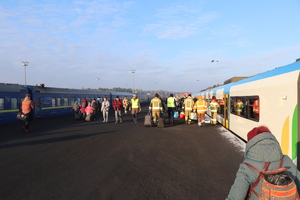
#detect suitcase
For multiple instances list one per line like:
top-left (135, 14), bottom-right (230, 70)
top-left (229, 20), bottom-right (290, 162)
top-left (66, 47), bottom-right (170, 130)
top-left (144, 113), bottom-right (152, 126)
top-left (157, 117), bottom-right (165, 128)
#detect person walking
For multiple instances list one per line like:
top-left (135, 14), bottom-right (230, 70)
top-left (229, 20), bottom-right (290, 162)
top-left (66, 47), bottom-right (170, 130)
top-left (209, 96), bottom-right (219, 125)
top-left (80, 97), bottom-right (88, 119)
top-left (112, 96), bottom-right (123, 123)
top-left (166, 94), bottom-right (177, 124)
top-left (21, 93), bottom-right (34, 132)
top-left (73, 101), bottom-right (80, 119)
top-left (129, 94), bottom-right (141, 123)
top-left (85, 102), bottom-right (94, 121)
top-left (226, 126), bottom-right (300, 200)
top-left (193, 96), bottom-right (207, 127)
top-left (149, 93), bottom-right (163, 125)
top-left (91, 98), bottom-right (99, 121)
top-left (122, 96), bottom-right (129, 114)
top-left (182, 94), bottom-right (194, 124)
top-left (101, 97), bottom-right (110, 122)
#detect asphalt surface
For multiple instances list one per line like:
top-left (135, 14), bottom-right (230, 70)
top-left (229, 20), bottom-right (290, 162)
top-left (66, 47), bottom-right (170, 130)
top-left (0, 105), bottom-right (244, 200)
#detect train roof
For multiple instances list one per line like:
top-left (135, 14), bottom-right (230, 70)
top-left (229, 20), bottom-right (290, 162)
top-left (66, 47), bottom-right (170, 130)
top-left (193, 61), bottom-right (300, 96)
top-left (28, 86), bottom-right (111, 95)
top-left (0, 83), bottom-right (27, 93)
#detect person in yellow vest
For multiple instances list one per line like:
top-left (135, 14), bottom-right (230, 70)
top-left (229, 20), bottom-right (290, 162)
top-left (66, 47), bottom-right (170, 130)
top-left (182, 94), bottom-right (194, 124)
top-left (129, 94), bottom-right (141, 123)
top-left (236, 97), bottom-right (244, 116)
top-left (210, 96), bottom-right (219, 125)
top-left (165, 94), bottom-right (177, 124)
top-left (122, 96), bottom-right (129, 114)
top-left (149, 93), bottom-right (163, 124)
top-left (193, 96), bottom-right (207, 127)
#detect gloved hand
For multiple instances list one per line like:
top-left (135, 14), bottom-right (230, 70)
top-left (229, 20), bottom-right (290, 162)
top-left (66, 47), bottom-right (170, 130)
top-left (148, 110), bottom-right (151, 114)
top-left (161, 111), bottom-right (164, 114)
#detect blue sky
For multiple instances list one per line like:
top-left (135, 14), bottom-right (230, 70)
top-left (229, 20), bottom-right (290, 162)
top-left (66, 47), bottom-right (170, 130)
top-left (0, 0), bottom-right (299, 93)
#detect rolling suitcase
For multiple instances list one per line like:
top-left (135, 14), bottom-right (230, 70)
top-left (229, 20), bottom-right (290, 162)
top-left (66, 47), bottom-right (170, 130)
top-left (144, 113), bottom-right (152, 127)
top-left (157, 117), bottom-right (165, 128)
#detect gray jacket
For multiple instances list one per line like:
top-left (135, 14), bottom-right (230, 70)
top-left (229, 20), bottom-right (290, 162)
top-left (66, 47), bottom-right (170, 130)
top-left (226, 132), bottom-right (300, 200)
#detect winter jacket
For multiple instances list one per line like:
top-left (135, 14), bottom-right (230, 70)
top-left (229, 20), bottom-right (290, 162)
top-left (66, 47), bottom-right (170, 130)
top-left (80, 99), bottom-right (88, 113)
top-left (85, 103), bottom-right (93, 114)
top-left (226, 132), bottom-right (300, 200)
top-left (22, 99), bottom-right (34, 114)
top-left (101, 101), bottom-right (110, 112)
top-left (113, 100), bottom-right (123, 111)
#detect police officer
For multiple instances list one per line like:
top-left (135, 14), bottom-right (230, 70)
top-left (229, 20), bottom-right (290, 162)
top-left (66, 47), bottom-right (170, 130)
top-left (149, 93), bottom-right (163, 124)
top-left (166, 94), bottom-right (176, 124)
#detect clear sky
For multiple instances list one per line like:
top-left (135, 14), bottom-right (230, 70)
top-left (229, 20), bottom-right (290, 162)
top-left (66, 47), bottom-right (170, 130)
top-left (0, 0), bottom-right (299, 93)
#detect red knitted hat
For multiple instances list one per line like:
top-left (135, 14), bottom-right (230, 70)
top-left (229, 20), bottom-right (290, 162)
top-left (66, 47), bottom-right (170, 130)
top-left (247, 126), bottom-right (271, 141)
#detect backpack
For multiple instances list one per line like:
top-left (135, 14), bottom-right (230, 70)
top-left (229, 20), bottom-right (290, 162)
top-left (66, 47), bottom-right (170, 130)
top-left (81, 101), bottom-right (87, 108)
top-left (91, 101), bottom-right (98, 110)
top-left (244, 158), bottom-right (299, 200)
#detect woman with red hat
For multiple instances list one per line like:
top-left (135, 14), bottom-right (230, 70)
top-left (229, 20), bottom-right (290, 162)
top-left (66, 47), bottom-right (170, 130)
top-left (226, 126), bottom-right (300, 200)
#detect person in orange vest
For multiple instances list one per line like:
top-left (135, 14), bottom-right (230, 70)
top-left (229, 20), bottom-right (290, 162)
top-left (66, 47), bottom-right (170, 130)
top-left (236, 98), bottom-right (244, 116)
top-left (182, 94), bottom-right (194, 124)
top-left (193, 96), bottom-right (207, 127)
top-left (253, 99), bottom-right (259, 120)
top-left (209, 96), bottom-right (219, 125)
top-left (149, 93), bottom-right (163, 124)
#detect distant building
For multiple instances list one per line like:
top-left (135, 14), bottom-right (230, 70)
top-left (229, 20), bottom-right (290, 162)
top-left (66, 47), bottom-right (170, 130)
top-left (224, 76), bottom-right (248, 84)
top-left (296, 58), bottom-right (300, 62)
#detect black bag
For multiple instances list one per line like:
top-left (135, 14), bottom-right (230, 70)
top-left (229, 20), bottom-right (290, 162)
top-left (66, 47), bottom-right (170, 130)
top-left (16, 112), bottom-right (28, 121)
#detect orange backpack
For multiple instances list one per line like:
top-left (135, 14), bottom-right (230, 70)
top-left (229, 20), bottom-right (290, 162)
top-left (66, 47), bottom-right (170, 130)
top-left (244, 158), bottom-right (299, 200)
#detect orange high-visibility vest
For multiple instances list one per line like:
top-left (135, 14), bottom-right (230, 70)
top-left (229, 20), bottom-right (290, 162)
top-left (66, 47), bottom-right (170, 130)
top-left (253, 100), bottom-right (259, 114)
top-left (193, 100), bottom-right (207, 114)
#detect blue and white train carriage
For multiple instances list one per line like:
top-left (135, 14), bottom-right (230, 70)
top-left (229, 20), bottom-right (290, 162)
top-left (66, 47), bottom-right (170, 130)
top-left (193, 61), bottom-right (300, 165)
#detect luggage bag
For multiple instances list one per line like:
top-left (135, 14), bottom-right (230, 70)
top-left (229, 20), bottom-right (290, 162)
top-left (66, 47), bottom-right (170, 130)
top-left (144, 113), bottom-right (152, 126)
top-left (157, 117), bottom-right (165, 128)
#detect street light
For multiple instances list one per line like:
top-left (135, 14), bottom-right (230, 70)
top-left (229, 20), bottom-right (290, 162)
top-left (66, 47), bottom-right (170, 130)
top-left (130, 69), bottom-right (135, 94)
top-left (22, 61), bottom-right (29, 86)
top-left (96, 78), bottom-right (99, 89)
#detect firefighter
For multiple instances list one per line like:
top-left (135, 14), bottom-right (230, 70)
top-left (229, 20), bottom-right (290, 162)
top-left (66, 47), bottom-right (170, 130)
top-left (210, 96), bottom-right (219, 125)
top-left (253, 99), bottom-right (259, 120)
top-left (182, 94), bottom-right (194, 124)
top-left (149, 93), bottom-right (163, 124)
top-left (193, 96), bottom-right (207, 127)
top-left (236, 97), bottom-right (244, 116)
top-left (166, 94), bottom-right (177, 124)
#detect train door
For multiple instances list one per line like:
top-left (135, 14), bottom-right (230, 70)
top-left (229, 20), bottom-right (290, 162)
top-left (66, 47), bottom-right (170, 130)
top-left (35, 98), bottom-right (42, 118)
top-left (223, 94), bottom-right (229, 128)
top-left (297, 73), bottom-right (300, 169)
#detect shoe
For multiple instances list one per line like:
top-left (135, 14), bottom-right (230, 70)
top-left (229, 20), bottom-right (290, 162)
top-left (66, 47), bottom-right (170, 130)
top-left (198, 123), bottom-right (201, 127)
top-left (103, 120), bottom-right (105, 122)
top-left (25, 129), bottom-right (31, 132)
top-left (135, 121), bottom-right (137, 123)
top-left (120, 119), bottom-right (122, 123)
top-left (115, 121), bottom-right (118, 124)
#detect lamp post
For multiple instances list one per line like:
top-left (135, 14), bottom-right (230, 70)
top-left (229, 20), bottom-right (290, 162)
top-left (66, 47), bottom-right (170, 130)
top-left (22, 61), bottom-right (29, 86)
top-left (96, 78), bottom-right (99, 89)
top-left (130, 69), bottom-right (135, 94)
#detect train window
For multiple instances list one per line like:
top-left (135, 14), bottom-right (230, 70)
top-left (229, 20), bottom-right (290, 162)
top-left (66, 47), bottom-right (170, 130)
top-left (64, 98), bottom-right (69, 106)
top-left (230, 96), bottom-right (259, 122)
top-left (0, 98), bottom-right (4, 110)
top-left (71, 98), bottom-right (75, 105)
top-left (218, 98), bottom-right (225, 116)
top-left (57, 98), bottom-right (61, 107)
top-left (11, 98), bottom-right (18, 110)
top-left (52, 98), bottom-right (56, 107)
top-left (77, 98), bottom-right (81, 103)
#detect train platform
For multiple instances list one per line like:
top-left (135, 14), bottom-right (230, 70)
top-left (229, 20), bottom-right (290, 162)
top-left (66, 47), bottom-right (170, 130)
top-left (0, 104), bottom-right (245, 200)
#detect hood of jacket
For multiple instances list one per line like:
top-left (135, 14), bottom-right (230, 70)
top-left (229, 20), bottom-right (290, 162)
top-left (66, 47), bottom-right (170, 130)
top-left (244, 132), bottom-right (283, 162)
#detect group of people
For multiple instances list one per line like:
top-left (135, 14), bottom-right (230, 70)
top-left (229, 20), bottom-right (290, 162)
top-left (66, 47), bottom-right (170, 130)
top-left (73, 95), bottom-right (142, 124)
top-left (148, 93), bottom-right (219, 127)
